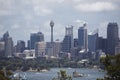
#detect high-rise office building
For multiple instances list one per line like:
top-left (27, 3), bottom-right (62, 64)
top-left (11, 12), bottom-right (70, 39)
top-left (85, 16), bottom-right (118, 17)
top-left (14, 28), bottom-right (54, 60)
top-left (46, 41), bottom-right (61, 57)
top-left (107, 22), bottom-right (119, 55)
top-left (0, 41), bottom-right (5, 56)
top-left (53, 42), bottom-right (61, 57)
top-left (65, 26), bottom-right (74, 49)
top-left (16, 40), bottom-right (25, 53)
top-left (3, 31), bottom-right (13, 57)
top-left (46, 42), bottom-right (53, 57)
top-left (115, 42), bottom-right (120, 55)
top-left (78, 24), bottom-right (88, 52)
top-left (88, 30), bottom-right (98, 52)
top-left (61, 26), bottom-right (73, 53)
top-left (35, 41), bottom-right (46, 57)
top-left (74, 38), bottom-right (78, 47)
top-left (98, 37), bottom-right (107, 53)
top-left (3, 31), bottom-right (9, 40)
top-left (61, 36), bottom-right (72, 53)
top-left (71, 38), bottom-right (79, 58)
top-left (27, 40), bottom-right (30, 50)
top-left (30, 32), bottom-right (44, 49)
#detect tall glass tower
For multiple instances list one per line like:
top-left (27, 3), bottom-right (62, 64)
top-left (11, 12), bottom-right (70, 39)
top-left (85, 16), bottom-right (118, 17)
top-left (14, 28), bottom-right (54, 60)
top-left (30, 32), bottom-right (44, 49)
top-left (16, 40), bottom-right (25, 53)
top-left (88, 30), bottom-right (98, 52)
top-left (3, 31), bottom-right (13, 57)
top-left (78, 24), bottom-right (88, 52)
top-left (107, 22), bottom-right (119, 55)
top-left (61, 26), bottom-right (73, 53)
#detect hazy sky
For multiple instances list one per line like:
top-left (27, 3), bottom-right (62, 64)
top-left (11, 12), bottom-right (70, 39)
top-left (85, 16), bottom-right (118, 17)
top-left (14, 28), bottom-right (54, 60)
top-left (0, 0), bottom-right (120, 44)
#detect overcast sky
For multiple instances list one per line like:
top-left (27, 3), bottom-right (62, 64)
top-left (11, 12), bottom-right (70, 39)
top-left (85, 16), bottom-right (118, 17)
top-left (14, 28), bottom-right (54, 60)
top-left (0, 0), bottom-right (120, 44)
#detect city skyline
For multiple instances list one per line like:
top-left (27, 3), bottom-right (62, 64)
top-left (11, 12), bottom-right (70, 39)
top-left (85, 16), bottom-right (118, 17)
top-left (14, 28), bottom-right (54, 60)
top-left (0, 21), bottom-right (119, 45)
top-left (0, 0), bottom-right (120, 44)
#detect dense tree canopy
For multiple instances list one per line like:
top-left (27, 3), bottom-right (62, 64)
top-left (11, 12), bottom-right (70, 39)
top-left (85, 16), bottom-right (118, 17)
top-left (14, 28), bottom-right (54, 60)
top-left (100, 54), bottom-right (120, 80)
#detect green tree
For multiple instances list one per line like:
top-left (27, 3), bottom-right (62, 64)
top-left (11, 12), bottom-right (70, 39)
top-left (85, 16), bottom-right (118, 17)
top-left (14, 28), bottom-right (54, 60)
top-left (0, 70), bottom-right (13, 80)
top-left (100, 54), bottom-right (120, 80)
top-left (52, 70), bottom-right (72, 80)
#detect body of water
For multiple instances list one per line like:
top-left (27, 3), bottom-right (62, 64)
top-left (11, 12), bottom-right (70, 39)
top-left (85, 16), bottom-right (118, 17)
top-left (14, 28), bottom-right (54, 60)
top-left (17, 68), bottom-right (105, 80)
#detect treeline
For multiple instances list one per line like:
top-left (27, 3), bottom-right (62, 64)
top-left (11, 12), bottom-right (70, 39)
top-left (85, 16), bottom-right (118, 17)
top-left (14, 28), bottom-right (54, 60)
top-left (0, 57), bottom-right (84, 71)
top-left (0, 57), bottom-right (57, 71)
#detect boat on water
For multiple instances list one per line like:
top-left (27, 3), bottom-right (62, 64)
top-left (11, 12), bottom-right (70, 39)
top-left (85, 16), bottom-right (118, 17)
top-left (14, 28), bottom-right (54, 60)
top-left (67, 67), bottom-right (72, 69)
top-left (73, 70), bottom-right (84, 77)
top-left (98, 68), bottom-right (105, 72)
top-left (11, 72), bottom-right (27, 80)
top-left (40, 69), bottom-right (48, 72)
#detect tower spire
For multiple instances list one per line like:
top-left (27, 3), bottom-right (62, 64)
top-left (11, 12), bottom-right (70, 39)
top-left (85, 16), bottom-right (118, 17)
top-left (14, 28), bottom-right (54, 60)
top-left (50, 20), bottom-right (54, 43)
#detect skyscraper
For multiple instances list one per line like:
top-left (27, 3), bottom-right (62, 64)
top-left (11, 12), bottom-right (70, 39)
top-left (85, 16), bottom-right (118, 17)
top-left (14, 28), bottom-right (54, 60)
top-left (65, 26), bottom-right (74, 49)
top-left (53, 41), bottom-right (61, 57)
top-left (61, 36), bottom-right (72, 53)
top-left (98, 37), bottom-right (107, 53)
top-left (35, 41), bottom-right (46, 57)
top-left (3, 31), bottom-right (13, 57)
top-left (46, 41), bottom-right (61, 57)
top-left (30, 32), bottom-right (44, 49)
top-left (46, 42), bottom-right (53, 57)
top-left (16, 40), bottom-right (25, 53)
top-left (88, 30), bottom-right (98, 52)
top-left (27, 40), bottom-right (30, 50)
top-left (74, 38), bottom-right (78, 47)
top-left (61, 26), bottom-right (73, 53)
top-left (107, 22), bottom-right (119, 55)
top-left (78, 24), bottom-right (88, 52)
top-left (0, 41), bottom-right (5, 57)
